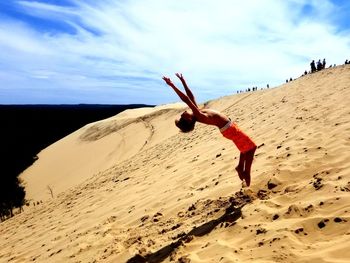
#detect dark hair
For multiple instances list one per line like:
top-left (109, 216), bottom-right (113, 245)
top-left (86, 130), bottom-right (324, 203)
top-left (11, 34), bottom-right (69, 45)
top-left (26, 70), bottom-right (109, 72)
top-left (175, 116), bottom-right (196, 133)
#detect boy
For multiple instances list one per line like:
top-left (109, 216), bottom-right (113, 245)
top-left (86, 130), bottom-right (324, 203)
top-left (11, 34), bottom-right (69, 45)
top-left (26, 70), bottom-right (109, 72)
top-left (162, 73), bottom-right (257, 186)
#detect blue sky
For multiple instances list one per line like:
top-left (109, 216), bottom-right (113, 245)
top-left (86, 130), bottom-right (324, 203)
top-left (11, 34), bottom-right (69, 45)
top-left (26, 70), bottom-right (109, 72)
top-left (0, 0), bottom-right (349, 105)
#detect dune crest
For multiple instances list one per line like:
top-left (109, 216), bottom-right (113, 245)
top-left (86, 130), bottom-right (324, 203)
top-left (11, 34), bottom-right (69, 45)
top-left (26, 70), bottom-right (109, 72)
top-left (1, 65), bottom-right (350, 262)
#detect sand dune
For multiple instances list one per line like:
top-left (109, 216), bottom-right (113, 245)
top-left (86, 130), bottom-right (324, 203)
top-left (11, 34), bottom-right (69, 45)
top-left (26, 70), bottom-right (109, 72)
top-left (20, 103), bottom-right (186, 201)
top-left (1, 65), bottom-right (350, 262)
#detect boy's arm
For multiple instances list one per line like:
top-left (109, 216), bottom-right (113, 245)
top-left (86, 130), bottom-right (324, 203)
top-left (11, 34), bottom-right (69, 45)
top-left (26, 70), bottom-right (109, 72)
top-left (162, 76), bottom-right (205, 120)
top-left (175, 73), bottom-right (198, 107)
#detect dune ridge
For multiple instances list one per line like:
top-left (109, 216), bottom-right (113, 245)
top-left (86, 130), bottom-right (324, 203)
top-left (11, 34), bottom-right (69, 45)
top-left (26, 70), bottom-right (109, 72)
top-left (1, 65), bottom-right (350, 262)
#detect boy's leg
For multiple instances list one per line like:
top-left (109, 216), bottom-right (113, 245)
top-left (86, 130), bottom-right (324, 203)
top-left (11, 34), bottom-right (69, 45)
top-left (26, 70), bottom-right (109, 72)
top-left (235, 152), bottom-right (245, 181)
top-left (243, 146), bottom-right (257, 187)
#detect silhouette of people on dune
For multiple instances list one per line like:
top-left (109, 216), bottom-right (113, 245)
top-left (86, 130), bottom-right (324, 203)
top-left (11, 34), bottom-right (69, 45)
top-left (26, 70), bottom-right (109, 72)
top-left (310, 58), bottom-right (328, 73)
top-left (310, 60), bottom-right (316, 73)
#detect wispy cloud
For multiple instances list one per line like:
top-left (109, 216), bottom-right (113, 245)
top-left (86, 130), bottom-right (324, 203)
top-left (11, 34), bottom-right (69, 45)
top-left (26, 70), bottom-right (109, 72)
top-left (0, 0), bottom-right (350, 104)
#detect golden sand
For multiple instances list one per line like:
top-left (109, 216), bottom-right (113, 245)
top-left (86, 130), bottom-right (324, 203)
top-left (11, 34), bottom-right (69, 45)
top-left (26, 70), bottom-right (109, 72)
top-left (1, 65), bottom-right (349, 262)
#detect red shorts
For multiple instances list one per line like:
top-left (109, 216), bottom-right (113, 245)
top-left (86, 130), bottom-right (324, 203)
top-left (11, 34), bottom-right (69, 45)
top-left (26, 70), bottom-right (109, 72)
top-left (220, 121), bottom-right (256, 153)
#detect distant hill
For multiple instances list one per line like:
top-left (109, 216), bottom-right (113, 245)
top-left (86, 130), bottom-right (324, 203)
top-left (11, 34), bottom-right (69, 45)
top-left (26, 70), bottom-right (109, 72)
top-left (0, 104), bottom-right (153, 205)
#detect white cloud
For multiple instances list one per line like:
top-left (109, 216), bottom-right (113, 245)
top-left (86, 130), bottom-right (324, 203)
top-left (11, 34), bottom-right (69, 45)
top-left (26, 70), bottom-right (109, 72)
top-left (0, 0), bottom-right (349, 104)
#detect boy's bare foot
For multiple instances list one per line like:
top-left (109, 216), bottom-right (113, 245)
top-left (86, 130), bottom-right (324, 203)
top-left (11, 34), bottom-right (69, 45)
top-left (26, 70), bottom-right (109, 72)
top-left (243, 171), bottom-right (251, 187)
top-left (235, 166), bottom-right (244, 181)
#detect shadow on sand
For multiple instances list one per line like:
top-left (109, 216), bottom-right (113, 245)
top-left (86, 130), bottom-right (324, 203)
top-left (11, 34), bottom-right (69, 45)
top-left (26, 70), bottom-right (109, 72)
top-left (127, 201), bottom-right (245, 263)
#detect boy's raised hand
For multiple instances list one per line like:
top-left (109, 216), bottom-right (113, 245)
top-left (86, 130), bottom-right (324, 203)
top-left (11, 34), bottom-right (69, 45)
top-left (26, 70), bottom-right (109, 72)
top-left (175, 73), bottom-right (184, 80)
top-left (162, 76), bottom-right (174, 86)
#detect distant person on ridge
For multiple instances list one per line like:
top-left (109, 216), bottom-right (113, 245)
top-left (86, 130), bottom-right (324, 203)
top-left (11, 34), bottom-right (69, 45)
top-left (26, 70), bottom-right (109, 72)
top-left (310, 60), bottom-right (316, 73)
top-left (162, 73), bottom-right (257, 186)
top-left (322, 58), bottom-right (326, 69)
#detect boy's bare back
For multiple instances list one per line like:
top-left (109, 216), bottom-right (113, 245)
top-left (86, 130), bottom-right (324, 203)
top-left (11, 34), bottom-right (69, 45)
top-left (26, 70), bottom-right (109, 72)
top-left (196, 108), bottom-right (230, 128)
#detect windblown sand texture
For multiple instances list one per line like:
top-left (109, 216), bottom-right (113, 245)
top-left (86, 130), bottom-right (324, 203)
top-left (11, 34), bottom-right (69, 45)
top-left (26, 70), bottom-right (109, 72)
top-left (1, 65), bottom-right (350, 263)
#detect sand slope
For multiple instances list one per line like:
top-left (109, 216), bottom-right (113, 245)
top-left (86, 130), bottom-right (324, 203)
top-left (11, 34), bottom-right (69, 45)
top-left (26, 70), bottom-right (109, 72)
top-left (1, 65), bottom-right (350, 263)
top-left (20, 103), bottom-right (185, 201)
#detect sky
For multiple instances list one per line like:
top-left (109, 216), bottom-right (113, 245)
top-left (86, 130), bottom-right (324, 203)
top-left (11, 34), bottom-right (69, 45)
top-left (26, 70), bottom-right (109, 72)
top-left (0, 0), bottom-right (350, 105)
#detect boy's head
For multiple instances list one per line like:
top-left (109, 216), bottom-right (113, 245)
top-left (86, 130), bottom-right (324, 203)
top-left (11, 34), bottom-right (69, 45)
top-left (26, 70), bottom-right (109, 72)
top-left (175, 111), bottom-right (196, 133)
